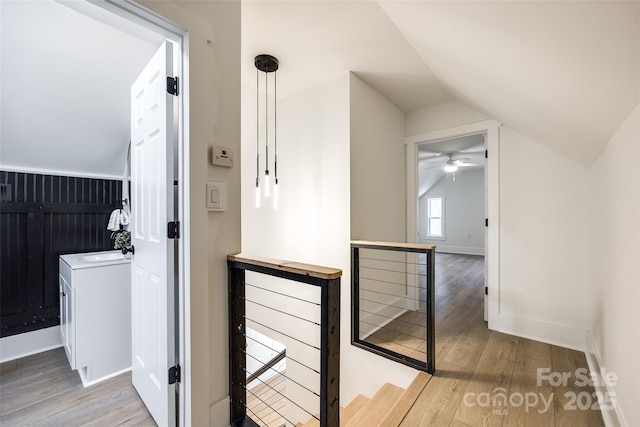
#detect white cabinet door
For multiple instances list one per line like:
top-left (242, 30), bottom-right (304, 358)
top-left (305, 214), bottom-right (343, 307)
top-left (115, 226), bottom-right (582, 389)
top-left (130, 41), bottom-right (176, 427)
top-left (59, 275), bottom-right (74, 368)
top-left (59, 276), bottom-right (66, 351)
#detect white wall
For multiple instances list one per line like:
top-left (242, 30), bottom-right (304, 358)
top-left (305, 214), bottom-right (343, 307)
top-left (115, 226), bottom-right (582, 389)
top-left (407, 102), bottom-right (590, 350)
top-left (419, 169), bottom-right (485, 255)
top-left (405, 101), bottom-right (488, 137)
top-left (241, 75), bottom-right (350, 263)
top-left (499, 127), bottom-right (589, 349)
top-left (587, 102), bottom-right (640, 427)
top-left (349, 73), bottom-right (420, 392)
top-left (242, 74), bottom-right (351, 423)
top-left (350, 73), bottom-right (406, 242)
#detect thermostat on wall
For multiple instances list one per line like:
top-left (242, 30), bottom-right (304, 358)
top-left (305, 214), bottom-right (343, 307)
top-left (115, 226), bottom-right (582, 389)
top-left (210, 145), bottom-right (234, 168)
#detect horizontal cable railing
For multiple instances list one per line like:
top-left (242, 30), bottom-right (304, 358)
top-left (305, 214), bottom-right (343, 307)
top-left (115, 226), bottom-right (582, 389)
top-left (228, 254), bottom-right (342, 427)
top-left (351, 241), bottom-right (436, 374)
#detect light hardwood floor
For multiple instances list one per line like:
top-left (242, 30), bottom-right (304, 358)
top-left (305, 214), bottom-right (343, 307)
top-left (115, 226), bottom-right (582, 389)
top-left (0, 348), bottom-right (154, 426)
top-left (382, 253), bottom-right (604, 427)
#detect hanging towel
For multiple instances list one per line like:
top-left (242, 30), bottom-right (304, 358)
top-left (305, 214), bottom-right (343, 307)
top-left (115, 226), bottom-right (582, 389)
top-left (107, 209), bottom-right (130, 231)
top-left (107, 209), bottom-right (121, 231)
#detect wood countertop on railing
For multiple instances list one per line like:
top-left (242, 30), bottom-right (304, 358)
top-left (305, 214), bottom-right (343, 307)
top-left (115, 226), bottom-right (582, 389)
top-left (227, 253), bottom-right (343, 280)
top-left (351, 240), bottom-right (436, 251)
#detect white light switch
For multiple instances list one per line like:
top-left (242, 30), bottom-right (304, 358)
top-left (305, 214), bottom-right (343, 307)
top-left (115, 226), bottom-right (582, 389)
top-left (206, 181), bottom-right (226, 211)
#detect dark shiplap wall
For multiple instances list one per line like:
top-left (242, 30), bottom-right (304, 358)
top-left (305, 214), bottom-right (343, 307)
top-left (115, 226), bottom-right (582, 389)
top-left (0, 171), bottom-right (122, 337)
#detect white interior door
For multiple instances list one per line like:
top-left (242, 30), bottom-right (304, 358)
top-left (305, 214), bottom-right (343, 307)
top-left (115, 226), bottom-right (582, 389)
top-left (130, 41), bottom-right (176, 427)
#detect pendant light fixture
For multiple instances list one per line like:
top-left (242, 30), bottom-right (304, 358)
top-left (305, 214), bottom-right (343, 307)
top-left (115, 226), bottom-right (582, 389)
top-left (254, 54), bottom-right (279, 209)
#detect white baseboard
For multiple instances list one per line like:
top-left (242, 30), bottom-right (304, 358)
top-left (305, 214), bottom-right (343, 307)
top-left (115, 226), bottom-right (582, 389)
top-left (78, 366), bottom-right (132, 388)
top-left (209, 395), bottom-right (230, 427)
top-left (497, 313), bottom-right (584, 351)
top-left (0, 326), bottom-right (62, 363)
top-left (434, 245), bottom-right (485, 256)
top-left (585, 330), bottom-right (627, 427)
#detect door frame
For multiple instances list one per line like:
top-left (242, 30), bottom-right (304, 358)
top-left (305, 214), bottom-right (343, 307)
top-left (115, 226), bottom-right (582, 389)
top-left (405, 120), bottom-right (500, 330)
top-left (90, 1), bottom-right (190, 425)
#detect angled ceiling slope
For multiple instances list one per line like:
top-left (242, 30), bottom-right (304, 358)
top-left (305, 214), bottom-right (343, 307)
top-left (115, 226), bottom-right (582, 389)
top-left (0, 0), bottom-right (159, 178)
top-left (379, 1), bottom-right (640, 166)
top-left (241, 0), bottom-right (453, 112)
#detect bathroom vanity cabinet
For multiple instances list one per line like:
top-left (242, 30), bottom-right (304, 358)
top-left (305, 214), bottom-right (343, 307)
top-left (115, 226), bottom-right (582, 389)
top-left (59, 251), bottom-right (131, 387)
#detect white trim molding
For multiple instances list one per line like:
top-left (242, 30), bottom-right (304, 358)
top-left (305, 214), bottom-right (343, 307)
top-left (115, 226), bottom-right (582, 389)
top-left (0, 165), bottom-right (124, 181)
top-left (433, 245), bottom-right (485, 256)
top-left (585, 330), bottom-right (628, 427)
top-left (0, 326), bottom-right (62, 363)
top-left (497, 313), bottom-right (585, 351)
top-left (406, 119), bottom-right (501, 329)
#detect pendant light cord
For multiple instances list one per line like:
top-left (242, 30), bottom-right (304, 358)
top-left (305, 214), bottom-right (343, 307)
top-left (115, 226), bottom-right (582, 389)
top-left (274, 68), bottom-right (278, 183)
top-left (265, 68), bottom-right (269, 175)
top-left (256, 66), bottom-right (259, 187)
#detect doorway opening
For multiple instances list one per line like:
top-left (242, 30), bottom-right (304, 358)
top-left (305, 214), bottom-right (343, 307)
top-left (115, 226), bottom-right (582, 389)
top-left (66, 3), bottom-right (189, 426)
top-left (405, 120), bottom-right (500, 333)
top-left (0, 1), bottom-right (189, 425)
top-left (417, 133), bottom-right (487, 331)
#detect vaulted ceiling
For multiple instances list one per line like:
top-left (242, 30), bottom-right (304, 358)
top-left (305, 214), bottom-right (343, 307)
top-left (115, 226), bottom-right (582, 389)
top-left (243, 0), bottom-right (640, 166)
top-left (1, 1), bottom-right (638, 177)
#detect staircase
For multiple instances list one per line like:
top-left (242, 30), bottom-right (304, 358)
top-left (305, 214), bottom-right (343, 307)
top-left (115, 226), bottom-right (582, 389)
top-left (297, 372), bottom-right (431, 427)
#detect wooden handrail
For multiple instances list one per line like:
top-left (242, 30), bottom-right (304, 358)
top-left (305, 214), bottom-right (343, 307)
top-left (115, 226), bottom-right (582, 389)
top-left (351, 240), bottom-right (436, 252)
top-left (228, 253), bottom-right (342, 280)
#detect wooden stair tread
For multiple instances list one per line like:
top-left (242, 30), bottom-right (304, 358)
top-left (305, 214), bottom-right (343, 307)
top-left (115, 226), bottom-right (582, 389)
top-left (379, 372), bottom-right (431, 426)
top-left (341, 394), bottom-right (369, 425)
top-left (302, 414), bottom-right (320, 427)
top-left (344, 383), bottom-right (405, 427)
top-left (298, 394), bottom-right (370, 427)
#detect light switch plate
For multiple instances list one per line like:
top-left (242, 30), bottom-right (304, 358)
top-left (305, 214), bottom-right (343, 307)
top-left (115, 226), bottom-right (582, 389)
top-left (206, 181), bottom-right (226, 211)
top-left (210, 145), bottom-right (234, 168)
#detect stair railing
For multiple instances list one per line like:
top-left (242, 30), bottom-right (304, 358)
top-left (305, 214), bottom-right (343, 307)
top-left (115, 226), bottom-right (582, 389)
top-left (351, 241), bottom-right (436, 374)
top-left (245, 348), bottom-right (286, 385)
top-left (228, 254), bottom-right (342, 427)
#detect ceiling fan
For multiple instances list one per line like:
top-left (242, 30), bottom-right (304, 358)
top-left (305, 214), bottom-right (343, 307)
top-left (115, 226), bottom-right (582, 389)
top-left (423, 154), bottom-right (473, 172)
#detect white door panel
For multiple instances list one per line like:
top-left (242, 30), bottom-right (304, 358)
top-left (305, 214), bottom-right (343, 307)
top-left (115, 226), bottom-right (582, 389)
top-left (131, 40), bottom-right (175, 427)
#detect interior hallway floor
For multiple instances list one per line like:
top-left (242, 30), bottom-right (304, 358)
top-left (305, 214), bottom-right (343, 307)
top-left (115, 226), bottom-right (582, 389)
top-left (398, 253), bottom-right (605, 426)
top-left (0, 348), bottom-right (154, 426)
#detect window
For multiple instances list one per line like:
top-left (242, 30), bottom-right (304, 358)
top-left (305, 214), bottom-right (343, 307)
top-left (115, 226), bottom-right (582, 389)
top-left (427, 196), bottom-right (445, 238)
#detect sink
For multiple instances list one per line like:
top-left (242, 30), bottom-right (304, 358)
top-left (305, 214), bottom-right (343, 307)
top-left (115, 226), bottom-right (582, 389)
top-left (79, 253), bottom-right (126, 262)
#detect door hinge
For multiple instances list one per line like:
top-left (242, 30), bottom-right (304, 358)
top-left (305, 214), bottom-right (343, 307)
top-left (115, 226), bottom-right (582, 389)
top-left (485, 149), bottom-right (488, 159)
top-left (169, 364), bottom-right (181, 384)
top-left (168, 221), bottom-right (180, 239)
top-left (485, 218), bottom-right (488, 227)
top-left (485, 287), bottom-right (488, 296)
top-left (167, 76), bottom-right (179, 96)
